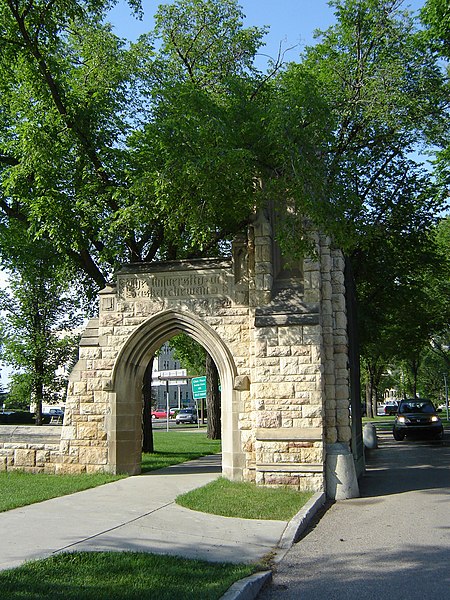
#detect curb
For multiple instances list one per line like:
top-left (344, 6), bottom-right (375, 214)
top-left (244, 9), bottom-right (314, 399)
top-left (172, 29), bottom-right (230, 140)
top-left (220, 491), bottom-right (327, 600)
top-left (220, 571), bottom-right (272, 600)
top-left (277, 491), bottom-right (326, 553)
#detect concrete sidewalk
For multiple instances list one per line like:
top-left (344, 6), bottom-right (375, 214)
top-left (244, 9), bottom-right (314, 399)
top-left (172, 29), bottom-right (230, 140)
top-left (0, 454), bottom-right (290, 572)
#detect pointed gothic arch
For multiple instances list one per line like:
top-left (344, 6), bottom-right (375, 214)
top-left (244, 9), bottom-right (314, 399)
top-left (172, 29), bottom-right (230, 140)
top-left (109, 309), bottom-right (243, 477)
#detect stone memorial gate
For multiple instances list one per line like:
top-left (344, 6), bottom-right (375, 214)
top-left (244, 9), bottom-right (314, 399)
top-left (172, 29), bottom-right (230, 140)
top-left (1, 211), bottom-right (362, 499)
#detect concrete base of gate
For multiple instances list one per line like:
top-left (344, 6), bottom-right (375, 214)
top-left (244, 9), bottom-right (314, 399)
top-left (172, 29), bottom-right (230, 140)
top-left (325, 443), bottom-right (360, 500)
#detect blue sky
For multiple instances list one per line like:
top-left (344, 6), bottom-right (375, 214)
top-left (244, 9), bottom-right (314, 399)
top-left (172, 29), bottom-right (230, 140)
top-left (109, 0), bottom-right (427, 65)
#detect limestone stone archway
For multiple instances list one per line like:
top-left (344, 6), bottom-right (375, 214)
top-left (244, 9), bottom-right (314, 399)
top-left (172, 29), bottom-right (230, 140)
top-left (109, 309), bottom-right (243, 478)
top-left (6, 210), bottom-right (362, 499)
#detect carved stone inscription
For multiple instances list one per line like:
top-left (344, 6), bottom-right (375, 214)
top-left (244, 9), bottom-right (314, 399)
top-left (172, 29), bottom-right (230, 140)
top-left (117, 271), bottom-right (229, 301)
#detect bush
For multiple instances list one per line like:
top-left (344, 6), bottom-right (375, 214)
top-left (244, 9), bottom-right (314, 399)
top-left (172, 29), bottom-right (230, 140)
top-left (0, 410), bottom-right (35, 425)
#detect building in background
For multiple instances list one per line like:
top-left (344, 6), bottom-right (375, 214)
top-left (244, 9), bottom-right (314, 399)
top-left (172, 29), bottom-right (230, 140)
top-left (151, 342), bottom-right (193, 409)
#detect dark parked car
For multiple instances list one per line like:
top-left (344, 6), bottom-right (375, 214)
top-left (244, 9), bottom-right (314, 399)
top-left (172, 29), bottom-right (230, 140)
top-left (175, 408), bottom-right (198, 424)
top-left (393, 399), bottom-right (444, 441)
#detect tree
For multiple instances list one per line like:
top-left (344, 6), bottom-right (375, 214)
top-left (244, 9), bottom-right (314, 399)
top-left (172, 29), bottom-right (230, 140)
top-left (205, 353), bottom-right (221, 439)
top-left (0, 0), bottom-right (273, 286)
top-left (294, 1), bottom-right (448, 423)
top-left (169, 334), bottom-right (206, 376)
top-left (0, 0), bottom-right (156, 288)
top-left (0, 238), bottom-right (82, 424)
top-left (1, 0), bottom-right (447, 431)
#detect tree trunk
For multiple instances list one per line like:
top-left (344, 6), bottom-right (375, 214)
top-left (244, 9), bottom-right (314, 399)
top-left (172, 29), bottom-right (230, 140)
top-left (34, 381), bottom-right (44, 426)
top-left (365, 380), bottom-right (374, 418)
top-left (344, 256), bottom-right (364, 476)
top-left (411, 358), bottom-right (419, 399)
top-left (142, 358), bottom-right (154, 453)
top-left (206, 353), bottom-right (221, 439)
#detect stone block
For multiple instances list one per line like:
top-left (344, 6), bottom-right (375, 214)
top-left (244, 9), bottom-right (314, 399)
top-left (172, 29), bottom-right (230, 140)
top-left (100, 313), bottom-right (124, 327)
top-left (256, 411), bottom-right (281, 428)
top-left (55, 463), bottom-right (86, 474)
top-left (266, 345), bottom-right (292, 358)
top-left (36, 450), bottom-right (50, 465)
top-left (253, 382), bottom-right (295, 399)
top-left (79, 347), bottom-right (103, 360)
top-left (302, 405), bottom-right (323, 419)
top-left (73, 381), bottom-right (87, 395)
top-left (14, 449), bottom-right (36, 467)
top-left (337, 425), bottom-right (352, 442)
top-left (78, 446), bottom-right (108, 465)
top-left (77, 422), bottom-right (99, 440)
top-left (278, 328), bottom-right (303, 346)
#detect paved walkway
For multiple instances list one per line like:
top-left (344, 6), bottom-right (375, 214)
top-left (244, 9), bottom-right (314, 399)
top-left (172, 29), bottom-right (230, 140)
top-left (258, 430), bottom-right (450, 599)
top-left (0, 454), bottom-right (287, 572)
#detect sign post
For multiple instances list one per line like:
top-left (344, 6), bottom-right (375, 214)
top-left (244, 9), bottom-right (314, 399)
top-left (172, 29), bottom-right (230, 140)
top-left (191, 376), bottom-right (207, 400)
top-left (191, 376), bottom-right (207, 428)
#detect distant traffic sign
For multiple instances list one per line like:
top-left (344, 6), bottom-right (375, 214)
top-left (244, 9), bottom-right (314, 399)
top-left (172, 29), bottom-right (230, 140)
top-left (191, 376), bottom-right (207, 399)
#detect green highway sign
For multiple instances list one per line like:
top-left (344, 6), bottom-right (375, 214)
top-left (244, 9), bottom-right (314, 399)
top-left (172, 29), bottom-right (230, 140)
top-left (191, 376), bottom-right (207, 400)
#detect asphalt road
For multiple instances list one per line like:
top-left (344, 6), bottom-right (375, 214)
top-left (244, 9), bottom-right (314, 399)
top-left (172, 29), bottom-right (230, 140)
top-left (258, 429), bottom-right (450, 600)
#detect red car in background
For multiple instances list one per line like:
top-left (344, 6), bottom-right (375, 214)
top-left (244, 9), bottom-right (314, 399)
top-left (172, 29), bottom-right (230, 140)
top-left (151, 409), bottom-right (167, 419)
top-left (151, 408), bottom-right (178, 419)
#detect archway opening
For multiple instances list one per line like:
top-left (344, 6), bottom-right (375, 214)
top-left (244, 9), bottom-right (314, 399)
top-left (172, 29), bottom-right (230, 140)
top-left (140, 334), bottom-right (221, 469)
top-left (109, 310), bottom-right (244, 480)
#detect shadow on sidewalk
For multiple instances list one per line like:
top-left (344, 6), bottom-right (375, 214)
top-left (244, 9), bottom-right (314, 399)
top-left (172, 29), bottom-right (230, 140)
top-left (360, 433), bottom-right (450, 497)
top-left (143, 454), bottom-right (222, 476)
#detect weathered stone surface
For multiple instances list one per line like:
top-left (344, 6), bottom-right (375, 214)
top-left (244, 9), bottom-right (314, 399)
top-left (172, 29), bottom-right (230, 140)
top-left (14, 449), bottom-right (36, 467)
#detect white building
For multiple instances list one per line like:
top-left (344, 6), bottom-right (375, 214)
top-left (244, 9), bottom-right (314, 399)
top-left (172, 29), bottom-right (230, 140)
top-left (151, 342), bottom-right (192, 409)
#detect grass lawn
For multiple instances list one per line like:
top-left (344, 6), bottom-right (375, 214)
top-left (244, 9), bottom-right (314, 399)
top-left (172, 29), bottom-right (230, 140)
top-left (0, 471), bottom-right (125, 513)
top-left (177, 477), bottom-right (314, 521)
top-left (362, 415), bottom-right (396, 432)
top-left (0, 432), bottom-right (312, 598)
top-left (141, 430), bottom-right (221, 472)
top-left (0, 431), bottom-right (220, 513)
top-left (0, 551), bottom-right (258, 600)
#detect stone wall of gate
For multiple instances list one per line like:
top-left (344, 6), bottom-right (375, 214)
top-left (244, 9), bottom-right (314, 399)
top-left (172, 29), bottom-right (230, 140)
top-left (0, 212), bottom-right (355, 497)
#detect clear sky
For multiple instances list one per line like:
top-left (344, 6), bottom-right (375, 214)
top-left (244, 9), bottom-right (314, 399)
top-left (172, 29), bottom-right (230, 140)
top-left (108, 0), bottom-right (427, 66)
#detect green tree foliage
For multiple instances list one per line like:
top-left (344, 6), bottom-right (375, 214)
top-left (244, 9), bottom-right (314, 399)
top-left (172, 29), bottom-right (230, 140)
top-left (0, 238), bottom-right (82, 424)
top-left (0, 0), bottom-right (152, 288)
top-left (0, 0), bottom-right (448, 420)
top-left (298, 0), bottom-right (448, 414)
top-left (169, 334), bottom-right (206, 377)
top-left (3, 373), bottom-right (34, 411)
top-left (421, 0), bottom-right (450, 210)
top-left (421, 0), bottom-right (450, 58)
top-left (301, 0), bottom-right (447, 248)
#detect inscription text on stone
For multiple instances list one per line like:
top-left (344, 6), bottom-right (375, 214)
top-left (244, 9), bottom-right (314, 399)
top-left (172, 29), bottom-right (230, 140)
top-left (118, 272), bottom-right (228, 300)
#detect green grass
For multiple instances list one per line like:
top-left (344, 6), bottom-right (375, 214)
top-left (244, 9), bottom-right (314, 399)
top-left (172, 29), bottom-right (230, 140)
top-left (177, 477), bottom-right (313, 521)
top-left (0, 551), bottom-right (257, 600)
top-left (141, 431), bottom-right (221, 472)
top-left (362, 415), bottom-right (396, 432)
top-left (0, 471), bottom-right (125, 513)
top-left (0, 431), bottom-right (220, 512)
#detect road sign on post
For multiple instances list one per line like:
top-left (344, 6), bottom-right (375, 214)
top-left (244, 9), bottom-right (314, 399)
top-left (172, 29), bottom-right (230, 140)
top-left (191, 376), bottom-right (207, 400)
